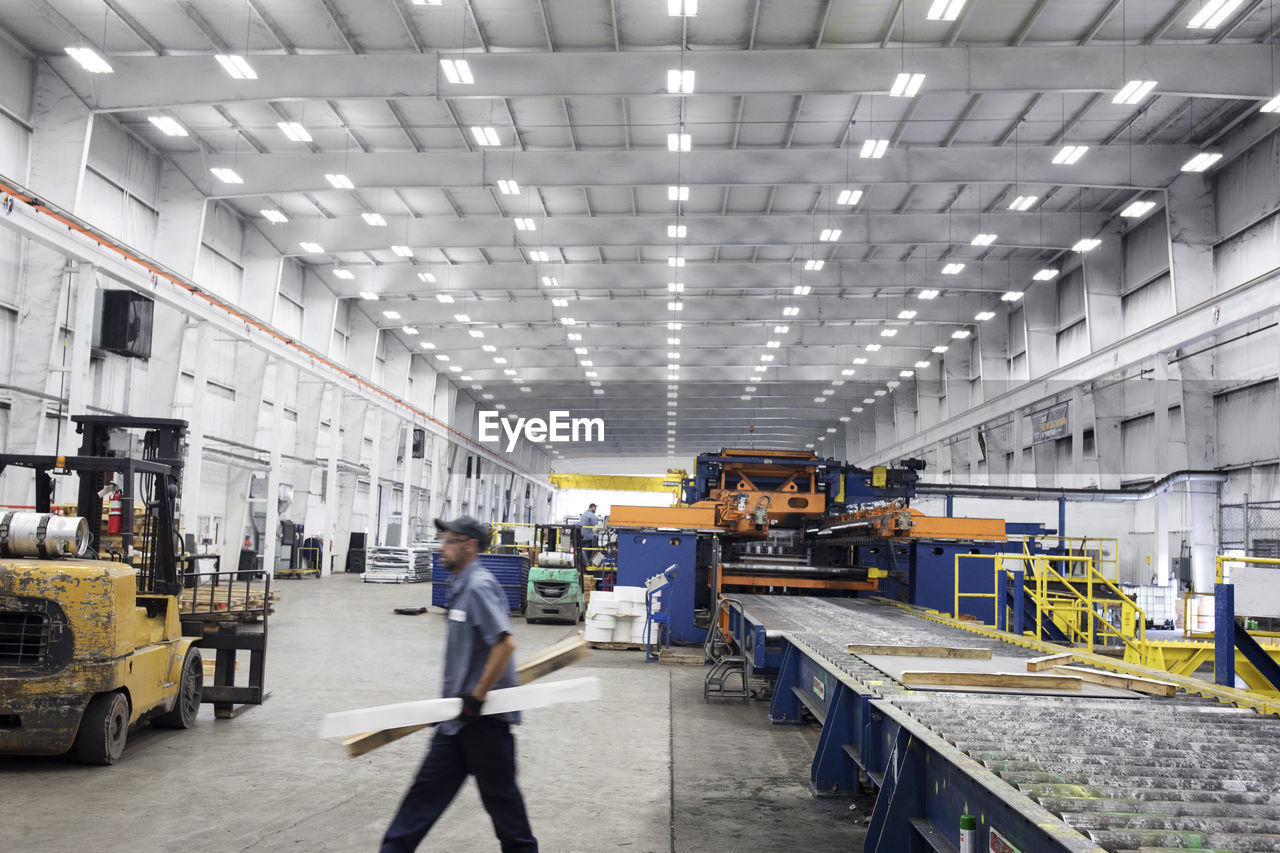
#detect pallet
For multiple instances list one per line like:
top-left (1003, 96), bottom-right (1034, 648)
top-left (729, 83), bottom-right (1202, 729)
top-left (657, 648), bottom-right (706, 666)
top-left (587, 641), bottom-right (644, 651)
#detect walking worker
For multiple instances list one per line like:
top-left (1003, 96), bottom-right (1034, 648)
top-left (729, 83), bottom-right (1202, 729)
top-left (380, 516), bottom-right (538, 853)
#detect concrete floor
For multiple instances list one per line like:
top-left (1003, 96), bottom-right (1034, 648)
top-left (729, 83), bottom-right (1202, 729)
top-left (1, 573), bottom-right (871, 852)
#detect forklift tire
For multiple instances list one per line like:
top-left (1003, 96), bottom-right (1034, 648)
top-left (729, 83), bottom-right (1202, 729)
top-left (74, 692), bottom-right (130, 765)
top-left (153, 646), bottom-right (204, 730)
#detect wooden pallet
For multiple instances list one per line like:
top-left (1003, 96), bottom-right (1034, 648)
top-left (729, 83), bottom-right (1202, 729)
top-left (657, 648), bottom-right (706, 666)
top-left (587, 641), bottom-right (644, 651)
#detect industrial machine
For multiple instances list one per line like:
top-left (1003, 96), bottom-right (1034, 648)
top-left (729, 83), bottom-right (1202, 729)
top-left (610, 449), bottom-right (1047, 645)
top-left (0, 417), bottom-right (203, 764)
top-left (524, 524), bottom-right (586, 624)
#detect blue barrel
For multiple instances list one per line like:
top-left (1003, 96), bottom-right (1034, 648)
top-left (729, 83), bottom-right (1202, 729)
top-left (432, 553), bottom-right (529, 611)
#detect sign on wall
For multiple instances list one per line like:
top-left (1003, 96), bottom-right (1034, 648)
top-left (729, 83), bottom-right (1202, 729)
top-left (1032, 402), bottom-right (1069, 445)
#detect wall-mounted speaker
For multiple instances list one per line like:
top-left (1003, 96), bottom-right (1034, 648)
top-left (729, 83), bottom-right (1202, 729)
top-left (98, 291), bottom-right (154, 359)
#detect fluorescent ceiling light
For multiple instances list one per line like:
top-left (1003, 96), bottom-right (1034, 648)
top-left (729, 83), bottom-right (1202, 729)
top-left (804, 259), bottom-right (825, 271)
top-left (842, 369), bottom-right (855, 376)
top-left (333, 269), bottom-right (355, 280)
top-left (359, 291), bottom-right (379, 301)
top-left (865, 343), bottom-right (882, 351)
top-left (497, 179), bottom-right (520, 195)
top-left (494, 357), bottom-right (509, 364)
top-left (436, 294), bottom-right (454, 303)
top-left (880, 328), bottom-right (898, 337)
top-left (65, 47), bottom-right (113, 74)
top-left (1113, 80), bottom-right (1157, 105)
top-left (418, 272), bottom-right (437, 283)
top-left (575, 347), bottom-right (589, 355)
top-left (875, 389), bottom-right (889, 396)
top-left (668, 224), bottom-right (687, 238)
top-left (932, 345), bottom-right (949, 353)
top-left (759, 354), bottom-right (774, 362)
top-left (454, 314), bottom-right (471, 322)
top-left (814, 397), bottom-right (827, 403)
top-left (149, 116), bottom-right (187, 137)
top-left (210, 168), bottom-right (243, 184)
top-left (420, 341), bottom-right (435, 349)
top-left (1008, 195), bottom-right (1038, 211)
top-left (900, 370), bottom-right (915, 378)
top-left (754, 365), bottom-right (767, 372)
top-left (391, 245), bottom-right (414, 257)
top-left (440, 58), bottom-right (474, 84)
top-left (773, 325), bottom-right (790, 334)
top-left (740, 395), bottom-right (752, 401)
top-left (1033, 268), bottom-right (1059, 281)
top-left (667, 338), bottom-right (681, 346)
top-left (412, 0), bottom-right (444, 5)
top-left (839, 416), bottom-right (850, 423)
top-left (890, 72), bottom-right (926, 97)
top-left (668, 185), bottom-right (690, 201)
top-left (898, 310), bottom-right (917, 319)
top-left (277, 121), bottom-right (311, 142)
top-left (552, 298), bottom-right (568, 307)
top-left (568, 332), bottom-right (583, 340)
top-left (667, 133), bottom-right (692, 152)
top-left (783, 306), bottom-right (800, 316)
top-left (215, 54), bottom-right (256, 79)
top-left (1120, 200), bottom-right (1157, 218)
top-left (1187, 0), bottom-right (1246, 29)
top-left (836, 189), bottom-right (863, 205)
top-left (667, 322), bottom-right (682, 330)
top-left (667, 69), bottom-right (695, 94)
top-left (917, 289), bottom-right (939, 300)
top-left (822, 389), bottom-right (835, 396)
top-left (529, 250), bottom-right (551, 262)
top-left (668, 282), bottom-right (685, 292)
top-left (974, 311), bottom-right (995, 321)
top-left (541, 276), bottom-right (559, 287)
top-left (951, 329), bottom-right (971, 339)
top-left (384, 310), bottom-right (402, 320)
top-left (860, 139), bottom-right (889, 159)
top-left (926, 0), bottom-right (966, 21)
top-left (504, 368), bottom-right (517, 375)
top-left (260, 209), bottom-right (288, 224)
top-left (766, 340), bottom-right (781, 348)
top-left (1001, 291), bottom-right (1024, 302)
top-left (470, 126), bottom-right (501, 146)
top-left (852, 406), bottom-right (864, 413)
top-left (514, 218), bottom-right (536, 231)
top-left (1260, 93), bottom-right (1280, 113)
top-left (853, 357), bottom-right (868, 363)
top-left (941, 263), bottom-right (965, 275)
top-left (668, 0), bottom-right (698, 16)
top-left (1052, 145), bottom-right (1089, 165)
top-left (668, 256), bottom-right (685, 267)
top-left (362, 212), bottom-right (387, 226)
top-left (325, 173), bottom-right (354, 189)
top-left (1073, 238), bottom-right (1101, 253)
top-left (299, 241), bottom-right (324, 253)
top-left (667, 301), bottom-right (683, 311)
top-left (402, 326), bottom-right (419, 335)
top-left (971, 234), bottom-right (996, 246)
top-left (819, 228), bottom-right (841, 242)
top-left (1180, 152), bottom-right (1223, 172)
top-left (793, 285), bottom-right (811, 296)
top-left (914, 361), bottom-right (931, 369)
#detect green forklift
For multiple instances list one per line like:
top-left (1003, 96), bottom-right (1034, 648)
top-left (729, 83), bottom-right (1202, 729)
top-left (524, 524), bottom-right (586, 624)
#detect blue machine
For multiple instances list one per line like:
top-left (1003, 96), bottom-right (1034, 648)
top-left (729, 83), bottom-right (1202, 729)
top-left (615, 531), bottom-right (704, 643)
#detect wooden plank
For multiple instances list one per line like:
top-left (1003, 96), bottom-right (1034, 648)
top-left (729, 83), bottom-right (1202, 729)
top-left (342, 636), bottom-right (590, 758)
top-left (1025, 652), bottom-right (1075, 672)
top-left (847, 643), bottom-right (992, 660)
top-left (899, 670), bottom-right (1083, 690)
top-left (587, 641), bottom-right (644, 651)
top-left (1053, 665), bottom-right (1178, 697)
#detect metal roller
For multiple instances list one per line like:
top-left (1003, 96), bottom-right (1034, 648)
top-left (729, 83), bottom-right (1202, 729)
top-left (0, 512), bottom-right (91, 559)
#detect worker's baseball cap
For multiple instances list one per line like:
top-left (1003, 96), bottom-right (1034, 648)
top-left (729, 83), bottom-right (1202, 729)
top-left (588, 503), bottom-right (597, 509)
top-left (435, 516), bottom-right (491, 550)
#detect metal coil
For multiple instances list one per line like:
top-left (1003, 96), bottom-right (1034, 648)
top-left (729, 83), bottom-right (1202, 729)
top-left (0, 512), bottom-right (91, 559)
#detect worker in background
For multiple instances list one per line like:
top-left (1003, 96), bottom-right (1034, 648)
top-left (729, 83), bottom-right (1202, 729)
top-left (579, 502), bottom-right (599, 547)
top-left (380, 516), bottom-right (537, 853)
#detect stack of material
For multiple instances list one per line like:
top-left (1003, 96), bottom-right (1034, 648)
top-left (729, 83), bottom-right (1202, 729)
top-left (180, 585), bottom-right (277, 622)
top-left (584, 586), bottom-right (655, 647)
top-left (430, 553), bottom-right (530, 611)
top-left (363, 546), bottom-right (432, 583)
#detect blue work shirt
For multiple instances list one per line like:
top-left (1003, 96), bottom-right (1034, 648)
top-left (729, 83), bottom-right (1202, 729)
top-left (579, 510), bottom-right (599, 543)
top-left (439, 559), bottom-right (520, 735)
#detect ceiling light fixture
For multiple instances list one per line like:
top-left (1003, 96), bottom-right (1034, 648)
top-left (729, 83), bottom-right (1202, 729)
top-left (971, 234), bottom-right (996, 246)
top-left (362, 212), bottom-right (387, 226)
top-left (391, 245), bottom-right (414, 257)
top-left (325, 173), bottom-right (354, 189)
top-left (783, 306), bottom-right (800, 316)
top-left (1008, 195), bottom-right (1038, 211)
top-left (668, 224), bottom-right (687, 238)
top-left (440, 58), bottom-right (474, 84)
top-left (1113, 80), bottom-right (1157, 105)
top-left (837, 188), bottom-right (863, 205)
top-left (215, 54), bottom-right (256, 79)
top-left (384, 310), bottom-right (402, 320)
top-left (890, 72), bottom-right (926, 97)
top-left (1121, 200), bottom-right (1157, 218)
top-left (529, 250), bottom-right (551, 262)
top-left (514, 218), bottom-right (536, 231)
top-left (1180, 152), bottom-right (1223, 172)
top-left (773, 325), bottom-right (790, 334)
top-left (277, 121), bottom-right (312, 142)
top-left (470, 126), bottom-right (501, 146)
top-left (541, 276), bottom-right (559, 287)
top-left (926, 0), bottom-right (966, 21)
top-left (260, 209), bottom-right (288, 224)
top-left (804, 259), bottom-right (825, 271)
top-left (65, 46), bottom-right (113, 74)
top-left (1033, 268), bottom-right (1059, 281)
top-left (497, 179), bottom-right (520, 195)
top-left (974, 311), bottom-right (996, 321)
top-left (819, 228), bottom-right (842, 242)
top-left (1187, 0), bottom-right (1246, 29)
top-left (1072, 238), bottom-right (1101, 252)
top-left (1260, 93), bottom-right (1280, 113)
top-left (917, 289), bottom-right (939, 300)
top-left (668, 185), bottom-right (690, 201)
top-left (333, 269), bottom-right (355, 280)
top-left (941, 263), bottom-right (965, 275)
top-left (860, 139), bottom-right (889, 159)
top-left (418, 272), bottom-right (437, 283)
top-left (149, 116), bottom-right (187, 137)
top-left (436, 294), bottom-right (454, 303)
top-left (932, 345), bottom-right (949, 353)
top-left (952, 329), bottom-right (972, 339)
top-left (358, 290), bottom-right (377, 299)
top-left (1052, 145), bottom-right (1089, 165)
top-left (667, 133), bottom-right (692, 152)
top-left (898, 310), bottom-right (917, 319)
top-left (299, 241), bottom-right (324, 253)
top-left (667, 69), bottom-right (695, 94)
top-left (211, 168), bottom-right (243, 184)
top-left (668, 0), bottom-right (698, 16)
top-left (1001, 291), bottom-right (1024, 302)
top-left (880, 328), bottom-right (898, 337)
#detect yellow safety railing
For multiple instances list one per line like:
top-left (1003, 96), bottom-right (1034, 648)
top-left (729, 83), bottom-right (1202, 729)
top-left (1014, 534), bottom-right (1121, 581)
top-left (1183, 590), bottom-right (1216, 638)
top-left (1211, 555), bottom-right (1280, 638)
top-left (952, 551), bottom-right (1148, 662)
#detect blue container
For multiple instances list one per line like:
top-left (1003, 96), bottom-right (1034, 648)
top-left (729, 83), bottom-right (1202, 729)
top-left (432, 553), bottom-right (529, 611)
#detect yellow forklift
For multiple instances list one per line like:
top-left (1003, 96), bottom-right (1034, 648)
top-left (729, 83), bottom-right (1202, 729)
top-left (0, 416), bottom-right (265, 764)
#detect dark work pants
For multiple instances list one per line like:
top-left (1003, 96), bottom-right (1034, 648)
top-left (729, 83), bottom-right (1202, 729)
top-left (380, 718), bottom-right (538, 853)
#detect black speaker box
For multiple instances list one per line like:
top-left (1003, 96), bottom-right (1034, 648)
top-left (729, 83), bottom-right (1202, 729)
top-left (99, 291), bottom-right (154, 359)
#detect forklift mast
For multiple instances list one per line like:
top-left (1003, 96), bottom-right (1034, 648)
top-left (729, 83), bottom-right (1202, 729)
top-left (0, 415), bottom-right (187, 596)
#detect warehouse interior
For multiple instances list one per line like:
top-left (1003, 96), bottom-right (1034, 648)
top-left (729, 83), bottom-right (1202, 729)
top-left (1, 0), bottom-right (1280, 850)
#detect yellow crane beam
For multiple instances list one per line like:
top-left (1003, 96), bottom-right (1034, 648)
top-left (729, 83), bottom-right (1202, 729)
top-left (549, 470), bottom-right (687, 497)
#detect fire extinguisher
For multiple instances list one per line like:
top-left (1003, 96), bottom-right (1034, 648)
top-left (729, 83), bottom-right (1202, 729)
top-left (107, 489), bottom-right (123, 534)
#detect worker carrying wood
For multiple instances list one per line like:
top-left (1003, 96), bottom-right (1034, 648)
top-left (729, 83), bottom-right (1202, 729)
top-left (380, 516), bottom-right (538, 853)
